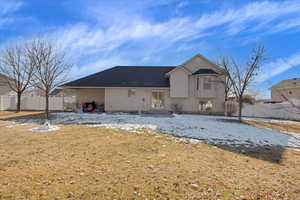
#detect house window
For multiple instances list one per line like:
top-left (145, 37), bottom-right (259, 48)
top-left (289, 91), bottom-right (292, 95)
top-left (199, 100), bottom-right (213, 112)
top-left (196, 77), bottom-right (199, 90)
top-left (152, 91), bottom-right (164, 109)
top-left (203, 77), bottom-right (211, 90)
top-left (128, 89), bottom-right (136, 97)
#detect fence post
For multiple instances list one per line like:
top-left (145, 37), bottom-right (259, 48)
top-left (62, 94), bottom-right (65, 112)
top-left (0, 96), bottom-right (2, 111)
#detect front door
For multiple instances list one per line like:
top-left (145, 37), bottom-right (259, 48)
top-left (199, 100), bottom-right (213, 112)
top-left (152, 91), bottom-right (164, 109)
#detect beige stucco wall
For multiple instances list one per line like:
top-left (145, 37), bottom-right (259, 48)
top-left (105, 88), bottom-right (169, 112)
top-left (169, 74), bottom-right (225, 113)
top-left (0, 86), bottom-right (13, 95)
top-left (0, 76), bottom-right (14, 95)
top-left (75, 88), bottom-right (105, 105)
top-left (167, 55), bottom-right (225, 113)
top-left (272, 78), bottom-right (300, 89)
top-left (104, 87), bottom-right (225, 113)
top-left (271, 78), bottom-right (300, 101)
top-left (170, 68), bottom-right (189, 98)
top-left (271, 87), bottom-right (300, 101)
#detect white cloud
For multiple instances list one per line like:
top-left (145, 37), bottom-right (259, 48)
top-left (49, 0), bottom-right (300, 79)
top-left (194, 0), bottom-right (300, 35)
top-left (69, 56), bottom-right (131, 79)
top-left (51, 17), bottom-right (197, 63)
top-left (271, 17), bottom-right (300, 33)
top-left (0, 0), bottom-right (23, 28)
top-left (80, 0), bottom-right (181, 25)
top-left (50, 17), bottom-right (197, 78)
top-left (2, 0), bottom-right (300, 83)
top-left (0, 0), bottom-right (23, 15)
top-left (256, 52), bottom-right (300, 83)
top-left (177, 1), bottom-right (188, 9)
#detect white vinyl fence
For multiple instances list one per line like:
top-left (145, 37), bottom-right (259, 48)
top-left (0, 95), bottom-right (75, 111)
top-left (239, 102), bottom-right (300, 121)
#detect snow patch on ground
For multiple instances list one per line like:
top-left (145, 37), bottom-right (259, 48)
top-left (9, 112), bottom-right (300, 148)
top-left (4, 122), bottom-right (29, 128)
top-left (30, 125), bottom-right (60, 132)
top-left (88, 124), bottom-right (157, 133)
top-left (30, 121), bottom-right (60, 132)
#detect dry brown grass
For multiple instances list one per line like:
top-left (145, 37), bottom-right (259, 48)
top-left (0, 111), bottom-right (43, 119)
top-left (0, 113), bottom-right (300, 199)
top-left (245, 120), bottom-right (300, 134)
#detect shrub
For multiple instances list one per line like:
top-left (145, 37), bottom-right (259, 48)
top-left (171, 103), bottom-right (183, 114)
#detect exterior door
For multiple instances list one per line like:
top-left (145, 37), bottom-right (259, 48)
top-left (199, 100), bottom-right (213, 112)
top-left (152, 91), bottom-right (164, 109)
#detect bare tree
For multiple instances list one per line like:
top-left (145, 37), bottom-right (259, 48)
top-left (26, 39), bottom-right (72, 119)
top-left (220, 45), bottom-right (266, 121)
top-left (219, 57), bottom-right (234, 101)
top-left (0, 43), bottom-right (35, 112)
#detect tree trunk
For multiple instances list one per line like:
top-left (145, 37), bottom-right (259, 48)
top-left (16, 92), bottom-right (22, 112)
top-left (238, 97), bottom-right (243, 121)
top-left (45, 93), bottom-right (49, 119)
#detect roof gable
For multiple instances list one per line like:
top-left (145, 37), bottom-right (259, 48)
top-left (166, 54), bottom-right (225, 77)
top-left (165, 66), bottom-right (192, 77)
top-left (182, 54), bottom-right (225, 74)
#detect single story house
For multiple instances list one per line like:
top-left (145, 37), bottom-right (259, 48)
top-left (270, 78), bottom-right (300, 101)
top-left (62, 54), bottom-right (227, 114)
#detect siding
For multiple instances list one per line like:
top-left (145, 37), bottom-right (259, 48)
top-left (105, 88), bottom-right (160, 112)
top-left (170, 68), bottom-right (189, 98)
top-left (0, 76), bottom-right (13, 95)
top-left (271, 87), bottom-right (300, 101)
top-left (75, 88), bottom-right (105, 105)
top-left (104, 87), bottom-right (225, 113)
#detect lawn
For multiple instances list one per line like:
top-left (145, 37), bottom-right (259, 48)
top-left (245, 119), bottom-right (300, 134)
top-left (0, 112), bottom-right (300, 199)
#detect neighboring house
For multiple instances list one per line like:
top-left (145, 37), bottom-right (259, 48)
top-left (0, 74), bottom-right (14, 96)
top-left (29, 88), bottom-right (74, 97)
top-left (49, 88), bottom-right (75, 97)
top-left (271, 78), bottom-right (300, 101)
top-left (62, 54), bottom-right (227, 114)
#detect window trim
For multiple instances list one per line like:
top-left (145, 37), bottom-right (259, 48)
top-left (128, 89), bottom-right (136, 97)
top-left (151, 91), bottom-right (165, 109)
top-left (203, 77), bottom-right (211, 90)
top-left (199, 100), bottom-right (213, 112)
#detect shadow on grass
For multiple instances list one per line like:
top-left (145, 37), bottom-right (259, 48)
top-left (0, 112), bottom-right (54, 124)
top-left (214, 118), bottom-right (286, 164)
top-left (214, 143), bottom-right (285, 163)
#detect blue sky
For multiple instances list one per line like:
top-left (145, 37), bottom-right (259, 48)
top-left (1, 0), bottom-right (300, 98)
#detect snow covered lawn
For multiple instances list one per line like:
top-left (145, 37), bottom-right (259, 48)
top-left (11, 112), bottom-right (300, 148)
top-left (1, 119), bottom-right (299, 199)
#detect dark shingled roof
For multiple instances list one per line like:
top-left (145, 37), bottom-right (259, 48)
top-left (50, 88), bottom-right (63, 96)
top-left (193, 68), bottom-right (218, 75)
top-left (63, 66), bottom-right (176, 88)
